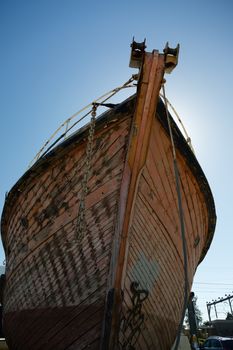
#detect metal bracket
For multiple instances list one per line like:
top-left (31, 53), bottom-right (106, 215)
top-left (129, 38), bottom-right (146, 69)
top-left (163, 42), bottom-right (180, 73)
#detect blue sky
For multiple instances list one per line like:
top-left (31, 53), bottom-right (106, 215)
top-left (1, 0), bottom-right (233, 321)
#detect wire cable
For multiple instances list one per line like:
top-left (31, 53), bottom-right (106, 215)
top-left (159, 93), bottom-right (195, 154)
top-left (28, 76), bottom-right (136, 168)
top-left (162, 83), bottom-right (189, 350)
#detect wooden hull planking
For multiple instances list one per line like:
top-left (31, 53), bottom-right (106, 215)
top-left (0, 48), bottom-right (216, 350)
top-left (2, 109), bottom-right (133, 350)
top-left (118, 102), bottom-right (212, 349)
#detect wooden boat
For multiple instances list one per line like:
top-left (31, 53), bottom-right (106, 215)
top-left (0, 41), bottom-right (216, 350)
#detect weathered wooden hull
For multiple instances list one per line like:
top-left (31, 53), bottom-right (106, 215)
top-left (117, 99), bottom-right (216, 349)
top-left (1, 51), bottom-right (216, 349)
top-left (1, 102), bottom-right (134, 349)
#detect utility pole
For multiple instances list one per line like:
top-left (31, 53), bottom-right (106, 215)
top-left (206, 294), bottom-right (233, 322)
top-left (228, 298), bottom-right (233, 314)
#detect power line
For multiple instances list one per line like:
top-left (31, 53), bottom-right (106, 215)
top-left (194, 282), bottom-right (233, 286)
top-left (194, 290), bottom-right (233, 293)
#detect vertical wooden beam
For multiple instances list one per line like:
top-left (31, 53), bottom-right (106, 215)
top-left (109, 50), bottom-right (166, 347)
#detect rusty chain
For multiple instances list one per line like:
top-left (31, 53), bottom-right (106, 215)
top-left (76, 104), bottom-right (97, 242)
